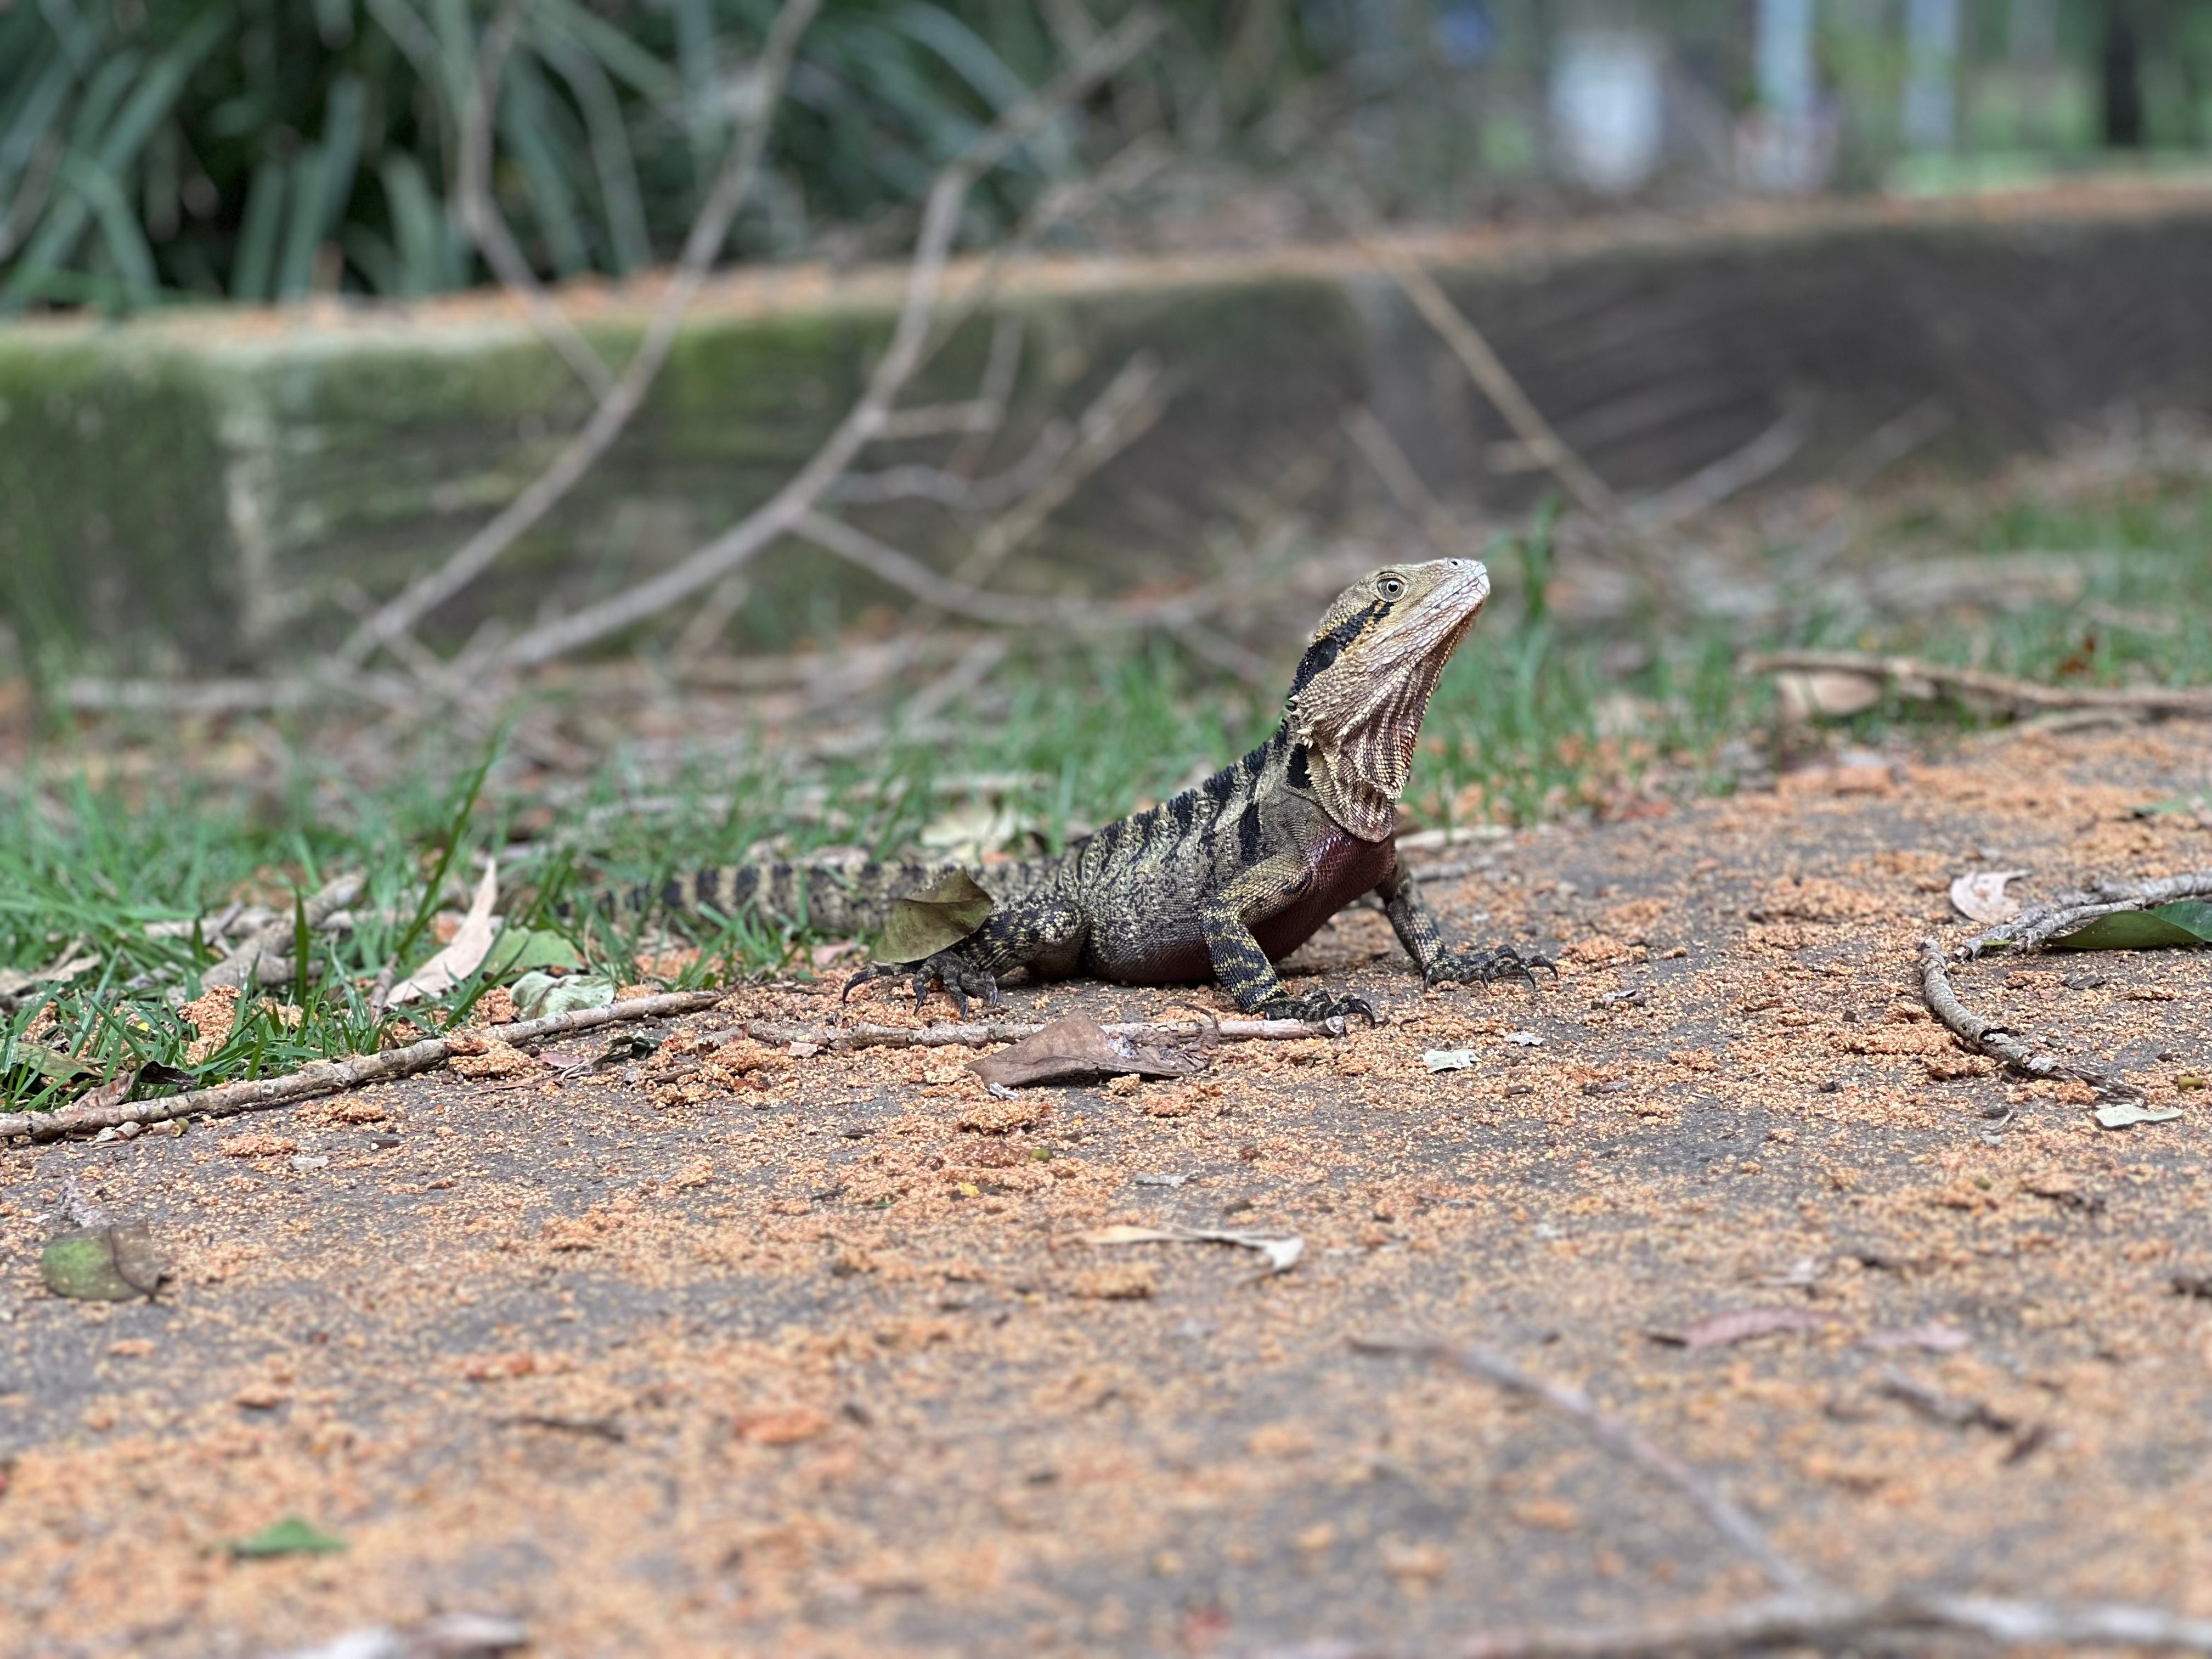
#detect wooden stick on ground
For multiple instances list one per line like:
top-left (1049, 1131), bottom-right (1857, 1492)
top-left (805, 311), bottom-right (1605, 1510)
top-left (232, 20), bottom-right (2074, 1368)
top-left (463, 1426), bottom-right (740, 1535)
top-left (1917, 938), bottom-right (2136, 1098)
top-left (1746, 649), bottom-right (2212, 720)
top-left (1260, 1591), bottom-right (2212, 1659)
top-left (1318, 1339), bottom-right (2212, 1659)
top-left (1350, 1339), bottom-right (1813, 1596)
top-left (0, 990), bottom-right (728, 1146)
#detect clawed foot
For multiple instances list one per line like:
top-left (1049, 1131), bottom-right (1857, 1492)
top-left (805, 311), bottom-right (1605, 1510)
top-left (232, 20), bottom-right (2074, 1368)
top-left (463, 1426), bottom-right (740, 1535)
top-left (1428, 943), bottom-right (1557, 992)
top-left (1257, 988), bottom-right (1378, 1026)
top-left (843, 949), bottom-right (1001, 1019)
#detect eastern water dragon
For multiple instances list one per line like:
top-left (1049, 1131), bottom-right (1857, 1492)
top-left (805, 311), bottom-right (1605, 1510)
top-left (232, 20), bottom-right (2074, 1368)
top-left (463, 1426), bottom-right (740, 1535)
top-left (652, 558), bottom-right (1550, 1022)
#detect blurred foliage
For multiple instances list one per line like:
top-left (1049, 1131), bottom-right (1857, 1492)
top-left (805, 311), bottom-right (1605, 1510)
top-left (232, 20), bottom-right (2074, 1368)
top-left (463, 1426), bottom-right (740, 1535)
top-left (3, 0), bottom-right (2209, 314)
top-left (0, 0), bottom-right (1318, 311)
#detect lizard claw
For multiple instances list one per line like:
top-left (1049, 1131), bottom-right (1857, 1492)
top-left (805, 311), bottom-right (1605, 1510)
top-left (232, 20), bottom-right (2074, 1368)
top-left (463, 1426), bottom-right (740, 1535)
top-left (847, 950), bottom-right (998, 1019)
top-left (1428, 944), bottom-right (1556, 992)
top-left (1259, 988), bottom-right (1378, 1027)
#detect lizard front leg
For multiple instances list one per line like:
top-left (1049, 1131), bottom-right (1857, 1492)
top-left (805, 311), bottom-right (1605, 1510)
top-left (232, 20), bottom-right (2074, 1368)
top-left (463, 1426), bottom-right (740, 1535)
top-left (1375, 856), bottom-right (1555, 990)
top-left (1202, 855), bottom-right (1376, 1024)
top-left (845, 888), bottom-right (1087, 1018)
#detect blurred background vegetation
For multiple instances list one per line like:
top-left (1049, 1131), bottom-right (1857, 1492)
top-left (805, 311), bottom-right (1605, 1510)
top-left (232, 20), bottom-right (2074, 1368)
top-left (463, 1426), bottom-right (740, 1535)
top-left (4, 0), bottom-right (2210, 311)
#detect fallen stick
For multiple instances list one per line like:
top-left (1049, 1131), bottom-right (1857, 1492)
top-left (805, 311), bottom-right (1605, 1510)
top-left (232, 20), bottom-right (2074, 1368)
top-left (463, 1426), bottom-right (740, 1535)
top-left (1916, 938), bottom-right (2137, 1098)
top-left (201, 874), bottom-right (363, 992)
top-left (1960, 868), bottom-right (2212, 958)
top-left (1351, 1338), bottom-right (1813, 1596)
top-left (729, 1015), bottom-right (1346, 1051)
top-left (1262, 1591), bottom-right (2212, 1659)
top-left (1745, 649), bottom-right (2212, 719)
top-left (1, 990), bottom-right (727, 1146)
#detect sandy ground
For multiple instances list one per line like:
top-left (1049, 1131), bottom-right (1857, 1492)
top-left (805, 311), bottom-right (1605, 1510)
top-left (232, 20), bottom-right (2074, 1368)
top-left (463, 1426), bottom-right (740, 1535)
top-left (5, 723), bottom-right (2212, 1659)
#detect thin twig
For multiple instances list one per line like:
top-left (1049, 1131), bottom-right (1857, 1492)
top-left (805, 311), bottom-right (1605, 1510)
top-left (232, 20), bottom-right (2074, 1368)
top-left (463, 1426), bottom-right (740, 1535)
top-left (1916, 938), bottom-right (2137, 1098)
top-left (1, 990), bottom-right (728, 1144)
top-left (1746, 650), bottom-right (2212, 719)
top-left (1623, 406), bottom-right (1810, 534)
top-left (792, 510), bottom-right (1215, 631)
top-left (1341, 404), bottom-right (1472, 559)
top-left (486, 10), bottom-right (1165, 673)
top-left (1960, 869), bottom-right (2212, 957)
top-left (951, 352), bottom-right (1167, 585)
top-left (1259, 1592), bottom-right (2212, 1659)
top-left (336, 0), bottom-right (825, 672)
top-left (201, 876), bottom-right (364, 992)
top-left (1349, 1339), bottom-right (1815, 1596)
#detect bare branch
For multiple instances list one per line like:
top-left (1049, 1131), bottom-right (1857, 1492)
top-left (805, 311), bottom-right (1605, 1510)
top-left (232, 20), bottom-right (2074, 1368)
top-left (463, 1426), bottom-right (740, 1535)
top-left (954, 352), bottom-right (1167, 583)
top-left (1324, 199), bottom-right (1615, 520)
top-left (1624, 405), bottom-right (1810, 534)
top-left (336, 0), bottom-right (826, 672)
top-left (486, 11), bottom-right (1167, 672)
top-left (1746, 649), bottom-right (2212, 720)
top-left (1916, 937), bottom-right (2137, 1098)
top-left (830, 417), bottom-right (1075, 508)
top-left (1, 990), bottom-right (730, 1145)
top-left (1342, 404), bottom-right (1472, 558)
top-left (1350, 1339), bottom-right (1816, 1596)
top-left (1261, 1592), bottom-right (2212, 1659)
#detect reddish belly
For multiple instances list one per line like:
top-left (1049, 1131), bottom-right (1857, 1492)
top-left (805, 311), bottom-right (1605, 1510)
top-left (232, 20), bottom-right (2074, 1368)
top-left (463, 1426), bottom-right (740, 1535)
top-left (1099, 831), bottom-right (1398, 986)
top-left (1252, 831), bottom-right (1399, 961)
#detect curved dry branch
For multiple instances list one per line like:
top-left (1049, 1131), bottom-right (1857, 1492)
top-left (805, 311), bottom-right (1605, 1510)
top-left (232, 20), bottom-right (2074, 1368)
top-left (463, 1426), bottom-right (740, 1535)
top-left (1, 990), bottom-right (729, 1146)
top-left (1351, 1339), bottom-right (1814, 1598)
top-left (1746, 650), bottom-right (2212, 720)
top-left (486, 9), bottom-right (1166, 673)
top-left (1916, 937), bottom-right (2137, 1098)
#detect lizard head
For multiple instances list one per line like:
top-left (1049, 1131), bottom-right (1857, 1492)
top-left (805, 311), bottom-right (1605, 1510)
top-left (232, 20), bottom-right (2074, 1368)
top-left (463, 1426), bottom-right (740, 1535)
top-left (1283, 558), bottom-right (1490, 840)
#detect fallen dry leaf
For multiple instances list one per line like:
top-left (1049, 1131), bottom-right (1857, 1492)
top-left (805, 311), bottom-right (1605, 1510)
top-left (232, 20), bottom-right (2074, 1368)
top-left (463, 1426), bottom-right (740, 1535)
top-left (969, 1013), bottom-right (1206, 1090)
top-left (1950, 869), bottom-right (2029, 926)
top-left (388, 859), bottom-right (500, 1008)
top-left (734, 1406), bottom-right (833, 1446)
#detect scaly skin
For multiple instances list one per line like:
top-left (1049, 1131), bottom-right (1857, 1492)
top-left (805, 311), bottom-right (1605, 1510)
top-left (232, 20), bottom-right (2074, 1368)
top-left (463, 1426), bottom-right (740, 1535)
top-left (656, 560), bottom-right (1551, 1019)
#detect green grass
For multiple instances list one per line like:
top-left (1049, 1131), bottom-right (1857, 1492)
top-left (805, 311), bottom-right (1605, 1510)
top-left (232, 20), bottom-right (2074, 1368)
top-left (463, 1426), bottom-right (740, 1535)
top-left (6, 481), bottom-right (2212, 1116)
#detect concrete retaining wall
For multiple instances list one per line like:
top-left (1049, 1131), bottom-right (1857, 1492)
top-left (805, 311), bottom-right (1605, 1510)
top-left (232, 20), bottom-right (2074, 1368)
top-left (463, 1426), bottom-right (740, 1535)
top-left (5, 184), bottom-right (2211, 671)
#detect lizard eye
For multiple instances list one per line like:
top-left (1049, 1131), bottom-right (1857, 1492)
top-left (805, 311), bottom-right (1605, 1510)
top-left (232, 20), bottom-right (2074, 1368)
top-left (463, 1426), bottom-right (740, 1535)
top-left (1378, 575), bottom-right (1406, 600)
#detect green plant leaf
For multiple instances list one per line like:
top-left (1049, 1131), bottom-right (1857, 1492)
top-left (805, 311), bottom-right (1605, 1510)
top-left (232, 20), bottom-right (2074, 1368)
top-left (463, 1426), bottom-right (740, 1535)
top-left (510, 969), bottom-right (614, 1020)
top-left (41, 1224), bottom-right (166, 1301)
top-left (485, 927), bottom-right (585, 978)
top-left (2049, 901), bottom-right (2212, 951)
top-left (874, 870), bottom-right (993, 963)
top-left (230, 1516), bottom-right (348, 1558)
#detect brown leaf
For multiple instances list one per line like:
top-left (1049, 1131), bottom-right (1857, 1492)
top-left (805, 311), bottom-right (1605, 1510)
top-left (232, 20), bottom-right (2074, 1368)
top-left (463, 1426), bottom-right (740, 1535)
top-left (1655, 1306), bottom-right (1835, 1350)
top-left (874, 869), bottom-right (995, 964)
top-left (734, 1406), bottom-right (833, 1446)
top-left (969, 1013), bottom-right (1207, 1090)
top-left (71, 1068), bottom-right (139, 1113)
